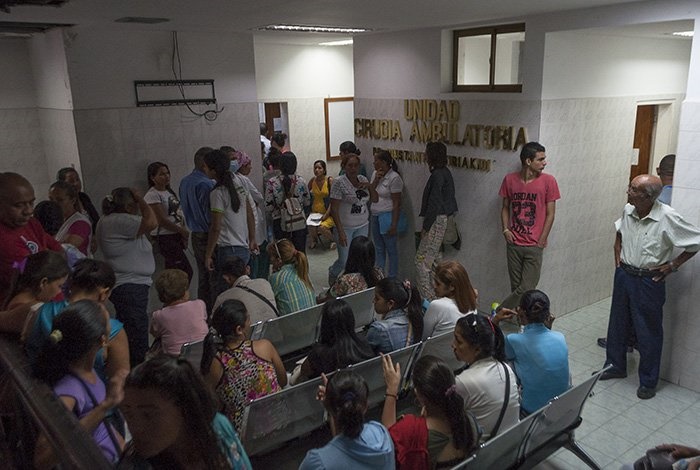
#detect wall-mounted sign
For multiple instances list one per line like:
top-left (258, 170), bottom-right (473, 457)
top-left (356, 99), bottom-right (528, 151)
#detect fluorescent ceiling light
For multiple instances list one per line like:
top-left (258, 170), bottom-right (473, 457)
top-left (671, 31), bottom-right (694, 37)
top-left (258, 24), bottom-right (368, 34)
top-left (319, 39), bottom-right (353, 46)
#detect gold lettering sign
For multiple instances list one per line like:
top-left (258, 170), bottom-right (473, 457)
top-left (357, 99), bottom-right (528, 151)
top-left (375, 147), bottom-right (492, 173)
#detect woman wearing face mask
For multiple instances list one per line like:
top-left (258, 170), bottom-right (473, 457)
top-left (235, 151), bottom-right (270, 279)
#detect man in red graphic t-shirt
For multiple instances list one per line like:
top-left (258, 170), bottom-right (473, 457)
top-left (498, 142), bottom-right (560, 309)
top-left (0, 172), bottom-right (62, 305)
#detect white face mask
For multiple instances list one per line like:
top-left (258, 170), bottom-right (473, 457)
top-left (230, 159), bottom-right (241, 173)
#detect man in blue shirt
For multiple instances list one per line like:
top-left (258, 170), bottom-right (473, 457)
top-left (179, 146), bottom-right (214, 312)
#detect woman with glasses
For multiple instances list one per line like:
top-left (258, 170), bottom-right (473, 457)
top-left (452, 313), bottom-right (519, 442)
top-left (267, 239), bottom-right (315, 315)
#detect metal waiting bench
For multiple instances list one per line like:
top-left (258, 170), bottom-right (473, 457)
top-left (452, 367), bottom-right (608, 469)
top-left (248, 287), bottom-right (377, 358)
top-left (417, 330), bottom-right (463, 373)
top-left (240, 343), bottom-right (420, 456)
top-left (338, 287), bottom-right (376, 329)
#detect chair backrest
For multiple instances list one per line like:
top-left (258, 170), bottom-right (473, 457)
top-left (452, 407), bottom-right (548, 470)
top-left (339, 287), bottom-right (376, 328)
top-left (179, 339), bottom-right (205, 370)
top-left (258, 303), bottom-right (324, 356)
top-left (521, 368), bottom-right (605, 457)
top-left (239, 373), bottom-right (330, 456)
top-left (347, 343), bottom-right (420, 408)
top-left (249, 320), bottom-right (264, 340)
top-left (419, 330), bottom-right (463, 372)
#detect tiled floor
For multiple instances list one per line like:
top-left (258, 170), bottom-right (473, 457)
top-left (525, 297), bottom-right (700, 469)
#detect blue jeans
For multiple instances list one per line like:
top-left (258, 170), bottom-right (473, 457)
top-left (605, 267), bottom-right (665, 388)
top-left (329, 223), bottom-right (369, 284)
top-left (110, 283), bottom-right (150, 367)
top-left (371, 214), bottom-right (399, 277)
top-left (213, 245), bottom-right (250, 302)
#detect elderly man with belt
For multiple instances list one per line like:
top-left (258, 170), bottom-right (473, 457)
top-left (600, 174), bottom-right (700, 399)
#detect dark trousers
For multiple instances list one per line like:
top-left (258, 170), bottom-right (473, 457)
top-left (191, 232), bottom-right (213, 312)
top-left (272, 219), bottom-right (307, 253)
top-left (155, 233), bottom-right (193, 281)
top-left (249, 240), bottom-right (270, 280)
top-left (605, 267), bottom-right (665, 388)
top-left (110, 283), bottom-right (150, 367)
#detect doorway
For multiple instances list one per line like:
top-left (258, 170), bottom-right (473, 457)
top-left (630, 105), bottom-right (655, 182)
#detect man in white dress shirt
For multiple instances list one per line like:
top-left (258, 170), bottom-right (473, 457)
top-left (599, 174), bottom-right (700, 400)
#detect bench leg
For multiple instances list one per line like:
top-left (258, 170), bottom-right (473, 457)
top-left (564, 440), bottom-right (601, 470)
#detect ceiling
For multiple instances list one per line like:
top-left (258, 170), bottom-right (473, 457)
top-left (2, 0), bottom-right (651, 38)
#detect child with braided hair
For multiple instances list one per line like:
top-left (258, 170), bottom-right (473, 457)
top-left (367, 277), bottom-right (423, 354)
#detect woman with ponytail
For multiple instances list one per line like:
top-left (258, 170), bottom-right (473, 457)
top-left (200, 299), bottom-right (286, 433)
top-left (453, 313), bottom-right (520, 442)
top-left (33, 300), bottom-right (127, 466)
top-left (203, 149), bottom-right (257, 300)
top-left (382, 355), bottom-right (479, 469)
top-left (300, 370), bottom-right (394, 469)
top-left (492, 289), bottom-right (569, 416)
top-left (264, 151), bottom-right (310, 252)
top-left (267, 238), bottom-right (315, 314)
top-left (367, 277), bottom-right (423, 354)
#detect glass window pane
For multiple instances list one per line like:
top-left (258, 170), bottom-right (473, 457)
top-left (494, 31), bottom-right (525, 85)
top-left (456, 34), bottom-right (491, 85)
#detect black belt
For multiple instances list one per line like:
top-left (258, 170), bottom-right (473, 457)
top-left (620, 262), bottom-right (656, 277)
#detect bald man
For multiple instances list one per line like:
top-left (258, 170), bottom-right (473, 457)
top-left (0, 172), bottom-right (62, 304)
top-left (599, 175), bottom-right (700, 399)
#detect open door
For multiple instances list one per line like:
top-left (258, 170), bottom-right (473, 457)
top-left (630, 105), bottom-right (655, 182)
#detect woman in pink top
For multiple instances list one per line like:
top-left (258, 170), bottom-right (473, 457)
top-left (150, 269), bottom-right (208, 356)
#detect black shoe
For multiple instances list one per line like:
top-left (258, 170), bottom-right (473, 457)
top-left (597, 337), bottom-right (634, 353)
top-left (598, 369), bottom-right (627, 381)
top-left (637, 386), bottom-right (656, 399)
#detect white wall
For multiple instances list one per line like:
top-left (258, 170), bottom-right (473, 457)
top-left (354, 28), bottom-right (543, 312)
top-left (255, 40), bottom-right (354, 179)
top-left (29, 29), bottom-right (81, 184)
top-left (542, 31), bottom-right (691, 100)
top-left (63, 27), bottom-right (260, 199)
top-left (0, 38), bottom-right (49, 193)
top-left (0, 39), bottom-right (36, 108)
top-left (29, 29), bottom-right (73, 110)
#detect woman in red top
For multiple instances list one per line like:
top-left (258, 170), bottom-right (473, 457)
top-left (382, 354), bottom-right (478, 469)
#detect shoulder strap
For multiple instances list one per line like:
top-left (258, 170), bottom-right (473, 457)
top-left (489, 361), bottom-right (511, 439)
top-left (66, 372), bottom-right (122, 454)
top-left (235, 284), bottom-right (280, 317)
